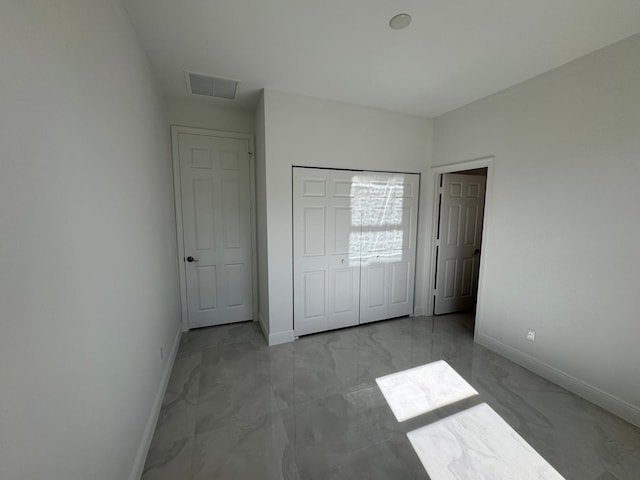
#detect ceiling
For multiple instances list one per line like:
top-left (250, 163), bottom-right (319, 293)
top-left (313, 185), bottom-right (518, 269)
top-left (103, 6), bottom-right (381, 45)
top-left (122, 0), bottom-right (640, 117)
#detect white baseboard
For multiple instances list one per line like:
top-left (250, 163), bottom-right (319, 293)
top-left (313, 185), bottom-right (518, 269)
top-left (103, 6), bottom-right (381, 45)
top-left (129, 324), bottom-right (182, 480)
top-left (476, 332), bottom-right (640, 428)
top-left (258, 311), bottom-right (295, 346)
top-left (268, 329), bottom-right (295, 346)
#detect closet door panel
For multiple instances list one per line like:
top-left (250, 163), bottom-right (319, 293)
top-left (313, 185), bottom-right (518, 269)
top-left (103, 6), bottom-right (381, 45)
top-left (293, 169), bottom-right (330, 335)
top-left (360, 172), bottom-right (420, 323)
top-left (327, 170), bottom-right (361, 330)
top-left (293, 168), bottom-right (361, 335)
top-left (359, 172), bottom-right (393, 323)
top-left (387, 173), bottom-right (420, 318)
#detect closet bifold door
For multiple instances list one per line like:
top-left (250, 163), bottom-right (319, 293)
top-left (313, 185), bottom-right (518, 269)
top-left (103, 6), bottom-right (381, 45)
top-left (293, 168), bottom-right (362, 336)
top-left (359, 171), bottom-right (420, 324)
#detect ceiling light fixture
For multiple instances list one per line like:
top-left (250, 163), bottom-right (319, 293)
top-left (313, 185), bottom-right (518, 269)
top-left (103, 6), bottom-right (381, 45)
top-left (389, 13), bottom-right (412, 30)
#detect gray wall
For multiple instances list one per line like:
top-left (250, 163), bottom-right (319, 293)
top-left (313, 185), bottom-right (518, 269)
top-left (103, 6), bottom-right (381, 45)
top-left (168, 98), bottom-right (255, 133)
top-left (0, 1), bottom-right (180, 478)
top-left (433, 34), bottom-right (640, 426)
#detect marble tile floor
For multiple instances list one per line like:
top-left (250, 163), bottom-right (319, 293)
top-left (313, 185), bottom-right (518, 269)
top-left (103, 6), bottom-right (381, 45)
top-left (142, 314), bottom-right (640, 480)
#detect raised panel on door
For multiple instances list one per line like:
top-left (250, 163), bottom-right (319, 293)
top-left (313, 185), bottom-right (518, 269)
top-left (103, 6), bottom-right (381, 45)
top-left (443, 259), bottom-right (457, 299)
top-left (397, 206), bottom-right (413, 250)
top-left (390, 262), bottom-right (410, 305)
top-left (221, 179), bottom-right (241, 249)
top-left (332, 269), bottom-right (354, 314)
top-left (459, 257), bottom-right (475, 298)
top-left (333, 207), bottom-right (352, 255)
top-left (193, 179), bottom-right (215, 251)
top-left (179, 133), bottom-right (253, 329)
top-left (303, 270), bottom-right (326, 319)
top-left (223, 262), bottom-right (249, 308)
top-left (303, 207), bottom-right (326, 256)
top-left (196, 265), bottom-right (217, 310)
top-left (446, 205), bottom-right (461, 246)
top-left (434, 173), bottom-right (486, 315)
top-left (365, 265), bottom-right (386, 304)
top-left (464, 204), bottom-right (480, 246)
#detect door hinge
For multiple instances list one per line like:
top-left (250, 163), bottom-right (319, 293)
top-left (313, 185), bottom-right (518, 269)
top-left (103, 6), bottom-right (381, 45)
top-left (433, 245), bottom-right (439, 287)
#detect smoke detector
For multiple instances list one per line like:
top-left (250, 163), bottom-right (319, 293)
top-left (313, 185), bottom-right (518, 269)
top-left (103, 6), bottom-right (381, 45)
top-left (389, 13), bottom-right (412, 30)
top-left (185, 71), bottom-right (239, 99)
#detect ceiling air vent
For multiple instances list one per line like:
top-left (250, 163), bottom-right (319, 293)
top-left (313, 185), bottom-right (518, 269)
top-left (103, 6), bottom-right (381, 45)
top-left (185, 72), bottom-right (238, 99)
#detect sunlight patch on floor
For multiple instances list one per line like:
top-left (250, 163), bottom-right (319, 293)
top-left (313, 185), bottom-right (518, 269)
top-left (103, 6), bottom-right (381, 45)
top-left (407, 403), bottom-right (565, 480)
top-left (375, 360), bottom-right (478, 422)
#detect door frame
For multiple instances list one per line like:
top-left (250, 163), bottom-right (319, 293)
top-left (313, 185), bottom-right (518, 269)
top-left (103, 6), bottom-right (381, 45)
top-left (171, 126), bottom-right (257, 332)
top-left (426, 156), bottom-right (494, 341)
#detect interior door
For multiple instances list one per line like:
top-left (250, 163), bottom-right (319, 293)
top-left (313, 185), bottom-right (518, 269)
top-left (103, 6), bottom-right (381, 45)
top-left (179, 133), bottom-right (253, 329)
top-left (293, 168), bottom-right (362, 336)
top-left (360, 172), bottom-right (420, 323)
top-left (434, 173), bottom-right (486, 315)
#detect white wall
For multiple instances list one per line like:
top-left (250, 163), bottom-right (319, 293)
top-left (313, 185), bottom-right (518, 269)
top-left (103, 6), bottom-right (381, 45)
top-left (262, 90), bottom-right (433, 343)
top-left (0, 2), bottom-right (180, 479)
top-left (168, 98), bottom-right (254, 133)
top-left (433, 34), bottom-right (640, 426)
top-left (254, 93), bottom-right (270, 336)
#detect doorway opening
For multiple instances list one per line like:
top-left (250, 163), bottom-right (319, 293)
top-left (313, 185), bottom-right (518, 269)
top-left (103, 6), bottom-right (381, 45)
top-left (427, 158), bottom-right (493, 340)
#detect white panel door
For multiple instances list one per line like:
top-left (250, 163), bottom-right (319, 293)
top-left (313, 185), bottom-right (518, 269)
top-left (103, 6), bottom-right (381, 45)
top-left (360, 172), bottom-right (420, 323)
top-left (179, 133), bottom-right (253, 329)
top-left (293, 168), bottom-right (362, 336)
top-left (434, 173), bottom-right (486, 315)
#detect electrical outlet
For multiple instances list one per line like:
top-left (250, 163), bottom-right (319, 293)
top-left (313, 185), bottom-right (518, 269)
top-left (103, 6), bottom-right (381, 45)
top-left (526, 329), bottom-right (536, 342)
top-left (160, 347), bottom-right (164, 360)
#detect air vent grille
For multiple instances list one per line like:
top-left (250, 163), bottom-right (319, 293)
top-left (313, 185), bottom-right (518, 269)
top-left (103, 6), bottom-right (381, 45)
top-left (186, 72), bottom-right (238, 99)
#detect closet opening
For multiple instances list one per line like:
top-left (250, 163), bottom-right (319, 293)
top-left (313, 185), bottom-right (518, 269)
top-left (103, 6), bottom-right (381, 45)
top-left (292, 166), bottom-right (420, 337)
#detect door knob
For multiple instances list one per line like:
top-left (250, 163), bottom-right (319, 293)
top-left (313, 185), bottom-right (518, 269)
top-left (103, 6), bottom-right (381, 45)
top-left (474, 249), bottom-right (481, 255)
top-left (186, 256), bottom-right (198, 263)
